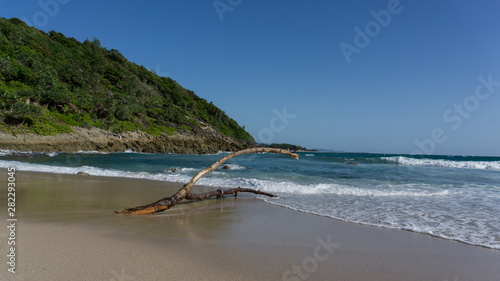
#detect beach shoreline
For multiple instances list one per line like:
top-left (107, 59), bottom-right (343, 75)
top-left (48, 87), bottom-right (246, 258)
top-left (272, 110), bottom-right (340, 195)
top-left (1, 169), bottom-right (499, 281)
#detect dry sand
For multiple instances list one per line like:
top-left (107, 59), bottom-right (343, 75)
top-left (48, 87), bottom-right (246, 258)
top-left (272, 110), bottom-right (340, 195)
top-left (0, 169), bottom-right (499, 281)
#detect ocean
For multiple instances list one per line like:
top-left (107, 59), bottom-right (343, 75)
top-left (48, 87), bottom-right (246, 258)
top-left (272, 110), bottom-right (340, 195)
top-left (1, 149), bottom-right (499, 250)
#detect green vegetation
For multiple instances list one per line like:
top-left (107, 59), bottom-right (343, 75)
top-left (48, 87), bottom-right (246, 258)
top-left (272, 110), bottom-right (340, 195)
top-left (0, 18), bottom-right (254, 141)
top-left (144, 125), bottom-right (177, 137)
top-left (258, 143), bottom-right (317, 152)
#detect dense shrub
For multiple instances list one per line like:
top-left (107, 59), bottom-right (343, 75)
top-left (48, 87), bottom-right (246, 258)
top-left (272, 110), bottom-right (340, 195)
top-left (0, 17), bottom-right (254, 141)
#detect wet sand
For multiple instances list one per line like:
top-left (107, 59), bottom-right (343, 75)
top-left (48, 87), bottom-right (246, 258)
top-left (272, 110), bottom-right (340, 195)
top-left (1, 169), bottom-right (499, 280)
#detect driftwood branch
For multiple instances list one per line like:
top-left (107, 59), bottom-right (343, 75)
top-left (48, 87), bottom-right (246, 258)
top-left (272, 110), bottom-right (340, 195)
top-left (185, 187), bottom-right (277, 200)
top-left (115, 147), bottom-right (299, 215)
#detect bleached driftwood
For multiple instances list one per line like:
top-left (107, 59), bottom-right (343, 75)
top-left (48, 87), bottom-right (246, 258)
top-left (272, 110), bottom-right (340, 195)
top-left (115, 147), bottom-right (299, 215)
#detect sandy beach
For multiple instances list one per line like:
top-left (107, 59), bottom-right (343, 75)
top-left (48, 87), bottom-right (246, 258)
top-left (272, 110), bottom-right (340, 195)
top-left (1, 169), bottom-right (499, 281)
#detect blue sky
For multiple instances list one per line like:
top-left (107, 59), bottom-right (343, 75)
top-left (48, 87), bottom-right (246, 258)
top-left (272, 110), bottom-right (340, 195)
top-left (3, 0), bottom-right (500, 156)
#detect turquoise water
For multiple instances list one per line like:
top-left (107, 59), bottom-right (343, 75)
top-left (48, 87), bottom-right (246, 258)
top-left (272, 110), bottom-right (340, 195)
top-left (1, 149), bottom-right (499, 249)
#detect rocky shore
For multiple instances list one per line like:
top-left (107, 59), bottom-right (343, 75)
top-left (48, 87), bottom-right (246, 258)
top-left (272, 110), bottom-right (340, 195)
top-left (0, 127), bottom-right (254, 154)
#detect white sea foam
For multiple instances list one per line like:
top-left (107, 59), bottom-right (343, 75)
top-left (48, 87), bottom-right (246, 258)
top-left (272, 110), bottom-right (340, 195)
top-left (264, 191), bottom-right (500, 250)
top-left (383, 156), bottom-right (500, 170)
top-left (0, 149), bottom-right (13, 156)
top-left (0, 149), bottom-right (59, 157)
top-left (0, 149), bottom-right (33, 156)
top-left (0, 160), bottom-right (180, 183)
top-left (0, 159), bottom-right (452, 199)
top-left (76, 150), bottom-right (107, 154)
top-left (1, 159), bottom-right (445, 197)
top-left (190, 176), bottom-right (452, 198)
top-left (219, 164), bottom-right (246, 170)
top-left (164, 167), bottom-right (198, 174)
top-left (1, 156), bottom-right (499, 250)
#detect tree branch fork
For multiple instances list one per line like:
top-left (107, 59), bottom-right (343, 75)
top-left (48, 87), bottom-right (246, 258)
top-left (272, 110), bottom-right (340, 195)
top-left (115, 147), bottom-right (299, 215)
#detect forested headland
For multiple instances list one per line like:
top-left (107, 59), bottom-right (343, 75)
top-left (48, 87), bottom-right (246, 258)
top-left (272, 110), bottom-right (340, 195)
top-left (0, 18), bottom-right (254, 153)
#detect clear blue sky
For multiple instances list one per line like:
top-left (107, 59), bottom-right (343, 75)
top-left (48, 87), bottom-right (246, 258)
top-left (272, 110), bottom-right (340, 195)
top-left (3, 0), bottom-right (500, 156)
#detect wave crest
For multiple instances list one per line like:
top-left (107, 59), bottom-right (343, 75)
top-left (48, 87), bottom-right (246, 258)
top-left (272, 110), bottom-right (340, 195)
top-left (383, 156), bottom-right (500, 170)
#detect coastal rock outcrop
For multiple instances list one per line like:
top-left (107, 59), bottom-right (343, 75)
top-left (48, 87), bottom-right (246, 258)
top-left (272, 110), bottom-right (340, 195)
top-left (0, 127), bottom-right (254, 154)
